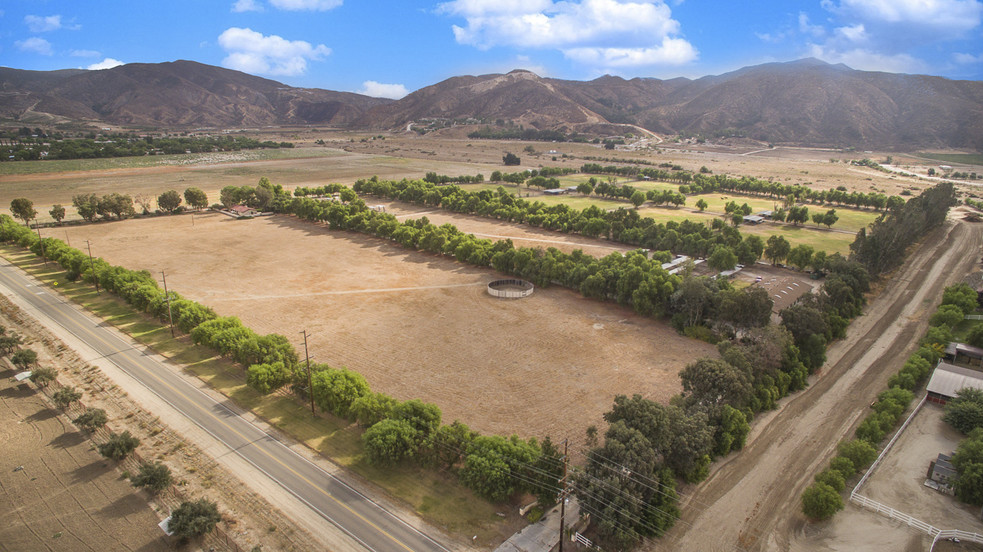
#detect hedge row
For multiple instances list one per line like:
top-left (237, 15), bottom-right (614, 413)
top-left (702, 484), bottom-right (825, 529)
top-left (799, 283), bottom-right (967, 520)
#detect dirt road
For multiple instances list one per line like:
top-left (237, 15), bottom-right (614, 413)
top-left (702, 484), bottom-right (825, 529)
top-left (652, 218), bottom-right (982, 552)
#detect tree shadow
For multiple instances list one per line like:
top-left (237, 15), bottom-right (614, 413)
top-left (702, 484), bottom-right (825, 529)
top-left (25, 407), bottom-right (58, 423)
top-left (69, 458), bottom-right (110, 486)
top-left (99, 492), bottom-right (147, 519)
top-left (49, 429), bottom-right (86, 449)
top-left (0, 383), bottom-right (33, 399)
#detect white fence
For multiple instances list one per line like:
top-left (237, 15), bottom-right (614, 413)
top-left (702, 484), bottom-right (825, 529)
top-left (849, 393), bottom-right (983, 549)
top-left (487, 279), bottom-right (534, 299)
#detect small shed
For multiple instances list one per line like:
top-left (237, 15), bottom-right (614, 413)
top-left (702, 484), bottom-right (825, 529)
top-left (743, 215), bottom-right (765, 224)
top-left (928, 453), bottom-right (957, 486)
top-left (944, 342), bottom-right (983, 367)
top-left (230, 205), bottom-right (260, 217)
top-left (758, 210), bottom-right (773, 219)
top-left (543, 188), bottom-right (566, 195)
top-left (926, 361), bottom-right (983, 405)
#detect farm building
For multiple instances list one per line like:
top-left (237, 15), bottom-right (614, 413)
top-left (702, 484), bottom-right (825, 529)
top-left (758, 210), bottom-right (773, 219)
top-left (926, 361), bottom-right (983, 405)
top-left (928, 453), bottom-right (957, 485)
top-left (229, 205), bottom-right (260, 217)
top-left (944, 342), bottom-right (983, 367)
top-left (543, 188), bottom-right (567, 195)
top-left (743, 215), bottom-right (765, 224)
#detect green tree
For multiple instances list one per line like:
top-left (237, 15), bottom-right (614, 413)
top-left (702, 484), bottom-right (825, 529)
top-left (362, 418), bottom-right (419, 465)
top-left (29, 366), bottom-right (56, 387)
top-left (680, 358), bottom-right (752, 409)
top-left (97, 430), bottom-right (140, 461)
top-left (787, 244), bottom-right (815, 271)
top-left (11, 348), bottom-right (38, 369)
top-left (184, 187), bottom-right (209, 210)
top-left (168, 499), bottom-right (222, 540)
top-left (942, 283), bottom-right (978, 315)
top-left (98, 193), bottom-right (135, 219)
top-left (350, 392), bottom-right (400, 427)
top-left (131, 461), bottom-right (172, 494)
top-left (708, 245), bottom-right (738, 271)
top-left (503, 152), bottom-right (521, 166)
top-left (822, 209), bottom-right (839, 228)
top-left (9, 198), bottom-right (37, 226)
top-left (951, 428), bottom-right (983, 505)
top-left (695, 198), bottom-right (708, 211)
top-left (74, 408), bottom-right (108, 432)
top-left (220, 185), bottom-right (240, 208)
top-left (157, 190), bottom-right (182, 213)
top-left (631, 190), bottom-right (646, 208)
top-left (944, 388), bottom-right (983, 434)
top-left (764, 235), bottom-right (791, 265)
top-left (931, 304), bottom-right (966, 328)
top-left (837, 439), bottom-right (877, 471)
top-left (576, 181), bottom-right (594, 196)
top-left (49, 204), bottom-right (66, 224)
top-left (72, 193), bottom-right (100, 222)
top-left (801, 482), bottom-right (843, 519)
top-left (53, 386), bottom-right (82, 409)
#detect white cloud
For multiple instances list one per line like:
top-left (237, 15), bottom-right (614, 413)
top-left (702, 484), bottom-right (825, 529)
top-left (269, 0), bottom-right (343, 10)
top-left (954, 52), bottom-right (983, 64)
top-left (24, 14), bottom-right (79, 32)
top-left (798, 12), bottom-right (826, 37)
top-left (232, 0), bottom-right (264, 12)
top-left (835, 23), bottom-right (867, 42)
top-left (564, 37), bottom-right (697, 67)
top-left (439, 0), bottom-right (696, 69)
top-left (358, 81), bottom-right (409, 99)
top-left (87, 58), bottom-right (124, 70)
top-left (70, 49), bottom-right (100, 58)
top-left (15, 37), bottom-right (53, 55)
top-left (830, 0), bottom-right (982, 31)
top-left (807, 43), bottom-right (926, 73)
top-left (218, 27), bottom-right (331, 77)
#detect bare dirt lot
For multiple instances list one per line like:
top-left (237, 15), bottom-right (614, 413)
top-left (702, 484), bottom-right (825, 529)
top-left (0, 372), bottom-right (170, 552)
top-left (62, 211), bottom-right (713, 443)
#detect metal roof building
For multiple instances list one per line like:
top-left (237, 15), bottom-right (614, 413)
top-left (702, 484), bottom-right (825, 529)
top-left (926, 361), bottom-right (983, 405)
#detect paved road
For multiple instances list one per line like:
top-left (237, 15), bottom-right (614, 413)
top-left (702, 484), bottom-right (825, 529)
top-left (0, 258), bottom-right (450, 552)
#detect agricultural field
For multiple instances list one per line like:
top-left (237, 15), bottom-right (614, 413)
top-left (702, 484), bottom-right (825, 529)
top-left (62, 211), bottom-right (714, 442)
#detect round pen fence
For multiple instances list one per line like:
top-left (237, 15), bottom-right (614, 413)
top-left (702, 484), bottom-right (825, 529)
top-left (487, 279), bottom-right (534, 299)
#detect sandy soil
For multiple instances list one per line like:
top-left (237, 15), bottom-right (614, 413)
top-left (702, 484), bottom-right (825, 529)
top-left (650, 217), bottom-right (983, 552)
top-left (59, 210), bottom-right (712, 444)
top-left (859, 403), bottom-right (983, 532)
top-left (0, 292), bottom-right (336, 552)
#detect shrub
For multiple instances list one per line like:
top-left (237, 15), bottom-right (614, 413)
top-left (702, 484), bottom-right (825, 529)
top-left (53, 386), bottom-right (82, 409)
top-left (97, 431), bottom-right (140, 461)
top-left (829, 456), bottom-right (856, 477)
top-left (28, 366), bottom-right (56, 387)
top-left (837, 439), bottom-right (877, 471)
top-left (814, 468), bottom-right (846, 492)
top-left (801, 482), bottom-right (844, 520)
top-left (131, 461), bottom-right (172, 494)
top-left (362, 419), bottom-right (418, 466)
top-left (73, 408), bottom-right (108, 432)
top-left (169, 499), bottom-right (221, 540)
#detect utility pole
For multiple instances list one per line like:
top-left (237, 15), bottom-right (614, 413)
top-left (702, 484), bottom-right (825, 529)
top-left (85, 240), bottom-right (99, 293)
top-left (65, 231), bottom-right (70, 247)
top-left (302, 330), bottom-right (315, 416)
top-left (34, 219), bottom-right (47, 266)
top-left (161, 270), bottom-right (175, 338)
top-left (560, 438), bottom-right (568, 552)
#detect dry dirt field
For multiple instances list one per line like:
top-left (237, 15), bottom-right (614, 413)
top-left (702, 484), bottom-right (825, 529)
top-left (0, 372), bottom-right (171, 552)
top-left (62, 210), bottom-right (713, 442)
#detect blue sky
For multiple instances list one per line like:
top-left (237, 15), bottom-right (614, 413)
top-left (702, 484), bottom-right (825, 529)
top-left (1, 0), bottom-right (981, 99)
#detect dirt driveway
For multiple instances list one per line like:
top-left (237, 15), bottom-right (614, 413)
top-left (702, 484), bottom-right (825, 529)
top-left (651, 218), bottom-right (983, 552)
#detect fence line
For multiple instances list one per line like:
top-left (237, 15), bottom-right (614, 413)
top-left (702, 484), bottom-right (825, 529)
top-left (852, 394), bottom-right (927, 496)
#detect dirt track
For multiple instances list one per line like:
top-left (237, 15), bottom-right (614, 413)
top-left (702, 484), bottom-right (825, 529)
top-left (652, 218), bottom-right (982, 552)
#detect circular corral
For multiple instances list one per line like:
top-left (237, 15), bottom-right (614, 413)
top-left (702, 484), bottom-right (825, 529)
top-left (487, 278), bottom-right (534, 299)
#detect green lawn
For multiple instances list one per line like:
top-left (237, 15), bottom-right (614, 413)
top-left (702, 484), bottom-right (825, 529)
top-left (0, 245), bottom-right (505, 540)
top-left (916, 153), bottom-right (983, 166)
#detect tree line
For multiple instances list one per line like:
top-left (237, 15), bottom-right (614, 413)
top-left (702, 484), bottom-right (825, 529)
top-left (800, 282), bottom-right (974, 520)
top-left (3, 134), bottom-right (293, 162)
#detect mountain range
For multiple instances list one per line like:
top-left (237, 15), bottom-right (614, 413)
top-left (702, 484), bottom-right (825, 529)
top-left (2, 58), bottom-right (981, 150)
